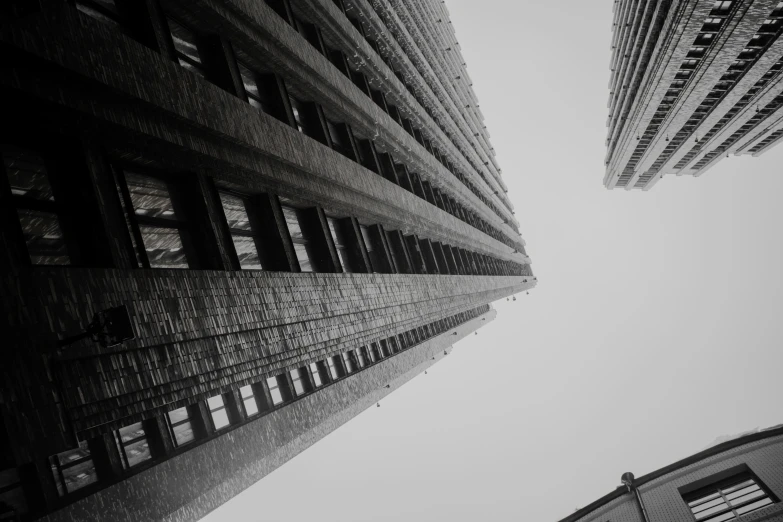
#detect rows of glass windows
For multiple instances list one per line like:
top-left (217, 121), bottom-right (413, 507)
top-left (42, 305), bottom-right (489, 503)
top-left (0, 137), bottom-right (527, 276)
top-left (64, 0), bottom-right (521, 248)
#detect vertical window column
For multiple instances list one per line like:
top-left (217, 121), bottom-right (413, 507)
top-left (404, 234), bottom-right (427, 274)
top-left (386, 230), bottom-right (414, 274)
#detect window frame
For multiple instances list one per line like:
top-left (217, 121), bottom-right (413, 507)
top-left (165, 406), bottom-right (197, 448)
top-left (681, 468), bottom-right (777, 522)
top-left (114, 165), bottom-right (196, 269)
top-left (49, 441), bottom-right (99, 497)
top-left (218, 190), bottom-right (265, 270)
top-left (113, 421), bottom-right (152, 470)
top-left (207, 394), bottom-right (231, 431)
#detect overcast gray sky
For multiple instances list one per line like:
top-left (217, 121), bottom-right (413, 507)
top-left (202, 1), bottom-right (783, 520)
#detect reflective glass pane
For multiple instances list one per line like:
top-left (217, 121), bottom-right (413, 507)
top-left (125, 171), bottom-right (178, 219)
top-left (734, 497), bottom-right (772, 515)
top-left (282, 207), bottom-right (304, 240)
top-left (328, 358), bottom-right (338, 379)
top-left (207, 395), bottom-right (224, 411)
top-left (728, 488), bottom-right (765, 506)
top-left (267, 377), bottom-right (283, 405)
top-left (294, 243), bottom-right (312, 272)
top-left (219, 193), bottom-right (252, 231)
top-left (60, 458), bottom-right (98, 494)
top-left (238, 64), bottom-right (260, 100)
top-left (722, 479), bottom-right (755, 495)
top-left (2, 145), bottom-right (54, 201)
top-left (694, 502), bottom-right (729, 520)
top-left (117, 422), bottom-right (145, 443)
top-left (56, 442), bottom-right (91, 465)
top-left (211, 409), bottom-right (230, 430)
top-left (139, 225), bottom-right (189, 268)
top-left (725, 484), bottom-right (759, 500)
top-left (240, 385), bottom-right (254, 399)
top-left (692, 496), bottom-right (726, 513)
top-left (243, 397), bottom-right (258, 416)
top-left (270, 387), bottom-right (283, 405)
top-left (172, 420), bottom-right (194, 446)
top-left (123, 438), bottom-right (151, 467)
top-left (290, 370), bottom-right (304, 396)
top-left (309, 363), bottom-right (322, 386)
top-left (169, 19), bottom-right (202, 65)
top-left (167, 406), bottom-right (189, 425)
top-left (76, 1), bottom-right (120, 26)
top-left (231, 235), bottom-right (263, 270)
top-left (704, 512), bottom-right (735, 522)
top-left (16, 209), bottom-right (70, 265)
top-left (249, 98), bottom-right (263, 110)
top-left (342, 353), bottom-right (354, 373)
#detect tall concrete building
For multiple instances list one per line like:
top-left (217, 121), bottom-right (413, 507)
top-left (0, 1), bottom-right (533, 520)
top-left (604, 0), bottom-right (783, 190)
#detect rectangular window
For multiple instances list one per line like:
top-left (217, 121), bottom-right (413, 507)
top-left (371, 342), bottom-right (383, 361)
top-left (290, 369), bottom-right (305, 396)
top-left (342, 351), bottom-right (355, 373)
top-left (113, 422), bottom-right (152, 469)
top-left (360, 225), bottom-right (381, 272)
top-left (309, 363), bottom-right (323, 387)
top-left (168, 18), bottom-right (206, 77)
top-left (326, 120), bottom-right (354, 159)
top-left (166, 406), bottom-right (196, 447)
top-left (288, 96), bottom-right (306, 133)
top-left (240, 385), bottom-right (259, 417)
top-left (49, 441), bottom-right (98, 496)
top-left (267, 376), bottom-right (284, 405)
top-left (207, 395), bottom-right (230, 430)
top-left (356, 347), bottom-right (368, 368)
top-left (119, 169), bottom-right (192, 268)
top-left (327, 356), bottom-right (340, 379)
top-left (282, 206), bottom-right (315, 272)
top-left (684, 472), bottom-right (775, 522)
top-left (219, 192), bottom-right (264, 269)
top-left (2, 144), bottom-right (70, 265)
top-left (327, 217), bottom-right (352, 272)
top-left (238, 63), bottom-right (266, 110)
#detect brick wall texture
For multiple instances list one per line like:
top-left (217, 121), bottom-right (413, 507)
top-left (38, 310), bottom-right (493, 522)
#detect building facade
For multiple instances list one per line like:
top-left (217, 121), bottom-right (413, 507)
top-left (604, 0), bottom-right (783, 190)
top-left (0, 1), bottom-right (533, 520)
top-left (559, 426), bottom-right (783, 522)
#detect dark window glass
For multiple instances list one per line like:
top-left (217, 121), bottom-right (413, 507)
top-left (342, 351), bottom-right (355, 373)
top-left (2, 144), bottom-right (70, 265)
top-left (282, 206), bottom-right (315, 272)
top-left (207, 395), bottom-right (230, 430)
top-left (360, 225), bottom-right (382, 272)
top-left (49, 442), bottom-right (98, 496)
top-left (327, 356), bottom-right (340, 379)
top-left (219, 192), bottom-right (263, 269)
top-left (75, 0), bottom-right (122, 26)
top-left (168, 18), bottom-right (206, 77)
top-left (113, 422), bottom-right (152, 469)
top-left (288, 96), bottom-right (305, 133)
top-left (238, 63), bottom-right (265, 111)
top-left (166, 406), bottom-right (195, 447)
top-left (122, 170), bottom-right (191, 268)
top-left (327, 217), bottom-right (352, 272)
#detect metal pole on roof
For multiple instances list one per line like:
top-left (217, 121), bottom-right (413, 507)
top-left (622, 472), bottom-right (652, 522)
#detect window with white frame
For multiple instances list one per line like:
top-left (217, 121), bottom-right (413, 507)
top-left (240, 385), bottom-right (259, 417)
top-left (113, 422), bottom-right (152, 469)
top-left (683, 471), bottom-right (775, 522)
top-left (207, 394), bottom-right (230, 430)
top-left (166, 406), bottom-right (195, 447)
top-left (267, 376), bottom-right (284, 405)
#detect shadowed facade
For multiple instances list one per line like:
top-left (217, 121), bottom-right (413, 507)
top-left (0, 0), bottom-right (533, 520)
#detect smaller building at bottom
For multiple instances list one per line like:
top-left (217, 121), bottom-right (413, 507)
top-left (560, 425), bottom-right (783, 522)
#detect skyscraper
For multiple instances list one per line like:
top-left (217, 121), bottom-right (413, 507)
top-left (0, 1), bottom-right (533, 520)
top-left (604, 0), bottom-right (783, 190)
